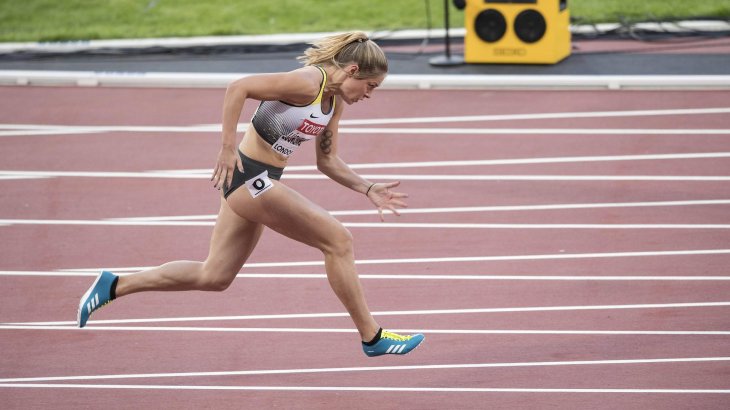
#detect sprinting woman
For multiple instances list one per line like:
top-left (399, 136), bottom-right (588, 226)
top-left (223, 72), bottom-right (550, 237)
top-left (77, 31), bottom-right (424, 357)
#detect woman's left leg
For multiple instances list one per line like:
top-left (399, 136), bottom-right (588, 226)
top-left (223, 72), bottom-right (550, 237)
top-left (228, 181), bottom-right (425, 356)
top-left (226, 180), bottom-right (380, 342)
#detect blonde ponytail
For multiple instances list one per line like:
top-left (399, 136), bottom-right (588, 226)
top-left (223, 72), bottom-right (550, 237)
top-left (298, 31), bottom-right (388, 79)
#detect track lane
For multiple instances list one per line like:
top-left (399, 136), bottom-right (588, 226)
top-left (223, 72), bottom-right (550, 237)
top-left (2, 86), bottom-right (729, 409)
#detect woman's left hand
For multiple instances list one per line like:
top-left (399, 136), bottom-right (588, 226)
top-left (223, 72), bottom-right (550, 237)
top-left (366, 181), bottom-right (408, 222)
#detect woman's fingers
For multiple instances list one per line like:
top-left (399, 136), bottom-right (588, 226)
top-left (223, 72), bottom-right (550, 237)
top-left (211, 163), bottom-right (220, 182)
top-left (389, 199), bottom-right (408, 209)
top-left (385, 205), bottom-right (401, 217)
top-left (226, 165), bottom-right (236, 190)
top-left (237, 154), bottom-right (244, 172)
top-left (213, 165), bottom-right (230, 190)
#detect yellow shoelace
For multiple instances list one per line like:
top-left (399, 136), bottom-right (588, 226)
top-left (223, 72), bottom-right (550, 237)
top-left (381, 330), bottom-right (412, 342)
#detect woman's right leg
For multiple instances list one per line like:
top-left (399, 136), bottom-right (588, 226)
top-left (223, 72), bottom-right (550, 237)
top-left (78, 196), bottom-right (263, 328)
top-left (115, 197), bottom-right (263, 297)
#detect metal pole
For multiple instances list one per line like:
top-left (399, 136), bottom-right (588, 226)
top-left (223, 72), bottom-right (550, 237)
top-left (429, 0), bottom-right (464, 66)
top-left (444, 0), bottom-right (451, 58)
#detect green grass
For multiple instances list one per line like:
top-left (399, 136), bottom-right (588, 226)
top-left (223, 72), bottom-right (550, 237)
top-left (0, 0), bottom-right (728, 42)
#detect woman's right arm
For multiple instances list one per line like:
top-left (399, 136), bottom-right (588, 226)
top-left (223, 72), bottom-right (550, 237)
top-left (211, 71), bottom-right (320, 190)
top-left (210, 80), bottom-right (247, 191)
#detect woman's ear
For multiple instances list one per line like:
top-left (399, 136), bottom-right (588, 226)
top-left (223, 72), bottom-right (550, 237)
top-left (345, 64), bottom-right (360, 77)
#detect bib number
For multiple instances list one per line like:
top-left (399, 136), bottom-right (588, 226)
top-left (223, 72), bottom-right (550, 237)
top-left (245, 170), bottom-right (274, 198)
top-left (272, 131), bottom-right (308, 158)
top-left (270, 119), bottom-right (322, 158)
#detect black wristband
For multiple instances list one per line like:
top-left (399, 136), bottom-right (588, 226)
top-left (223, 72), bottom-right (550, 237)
top-left (365, 183), bottom-right (375, 196)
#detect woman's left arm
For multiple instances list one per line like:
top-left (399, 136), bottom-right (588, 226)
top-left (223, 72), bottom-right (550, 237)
top-left (315, 101), bottom-right (408, 221)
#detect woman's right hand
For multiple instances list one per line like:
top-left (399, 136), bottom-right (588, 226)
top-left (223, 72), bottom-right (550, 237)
top-left (211, 144), bottom-right (243, 191)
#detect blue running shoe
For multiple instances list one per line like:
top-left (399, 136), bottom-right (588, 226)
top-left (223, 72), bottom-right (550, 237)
top-left (77, 270), bottom-right (117, 328)
top-left (362, 330), bottom-right (425, 357)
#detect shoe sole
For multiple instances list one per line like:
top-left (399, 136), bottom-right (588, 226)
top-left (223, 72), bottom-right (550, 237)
top-left (77, 272), bottom-right (105, 328)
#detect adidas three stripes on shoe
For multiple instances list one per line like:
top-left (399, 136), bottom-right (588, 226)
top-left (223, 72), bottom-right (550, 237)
top-left (77, 270), bottom-right (117, 328)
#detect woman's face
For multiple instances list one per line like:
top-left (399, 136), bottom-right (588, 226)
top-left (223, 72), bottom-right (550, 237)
top-left (339, 66), bottom-right (386, 105)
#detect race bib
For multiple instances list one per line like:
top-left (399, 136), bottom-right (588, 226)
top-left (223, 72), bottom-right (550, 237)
top-left (245, 170), bottom-right (274, 198)
top-left (270, 119), bottom-right (324, 158)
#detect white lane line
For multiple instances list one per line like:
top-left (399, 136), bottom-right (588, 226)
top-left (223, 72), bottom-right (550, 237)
top-left (0, 123), bottom-right (249, 137)
top-left (0, 127), bottom-right (728, 138)
top-left (3, 218), bottom-right (730, 229)
top-left (0, 170), bottom-right (209, 179)
top-left (3, 170), bottom-right (730, 181)
top-left (8, 301), bottom-right (730, 327)
top-left (339, 107), bottom-right (730, 125)
top-left (54, 249), bottom-right (730, 272)
top-left (4, 103), bottom-right (730, 137)
top-left (1, 325), bottom-right (728, 336)
top-left (342, 223), bottom-right (730, 229)
top-left (0, 124), bottom-right (217, 131)
top-left (0, 357), bottom-right (728, 384)
top-left (338, 128), bottom-right (730, 135)
top-left (3, 112), bottom-right (730, 132)
top-left (304, 152), bottom-right (730, 171)
top-left (102, 199), bottom-right (730, 222)
top-left (14, 152), bottom-right (730, 176)
top-left (124, 152), bottom-right (730, 174)
top-left (0, 175), bottom-right (52, 180)
top-left (0, 219), bottom-right (214, 226)
top-left (3, 151), bottom-right (730, 180)
top-left (241, 249), bottom-right (730, 268)
top-left (298, 175), bottom-right (730, 181)
top-left (109, 214), bottom-right (216, 221)
top-left (1, 384), bottom-right (729, 393)
top-left (238, 274), bottom-right (730, 281)
top-left (4, 270), bottom-right (730, 281)
top-left (332, 199), bottom-right (730, 215)
top-left (0, 129), bottom-right (101, 137)
top-left (3, 106), bottom-right (730, 130)
top-left (126, 152), bottom-right (730, 174)
top-left (1, 124), bottom-right (729, 136)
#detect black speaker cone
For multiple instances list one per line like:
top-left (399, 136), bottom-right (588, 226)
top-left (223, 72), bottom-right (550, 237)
top-left (474, 9), bottom-right (507, 43)
top-left (514, 9), bottom-right (546, 43)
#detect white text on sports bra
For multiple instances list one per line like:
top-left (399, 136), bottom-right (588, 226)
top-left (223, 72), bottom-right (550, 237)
top-left (271, 119), bottom-right (325, 158)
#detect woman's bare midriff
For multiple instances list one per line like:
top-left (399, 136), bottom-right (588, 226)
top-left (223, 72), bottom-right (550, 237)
top-left (238, 123), bottom-right (289, 168)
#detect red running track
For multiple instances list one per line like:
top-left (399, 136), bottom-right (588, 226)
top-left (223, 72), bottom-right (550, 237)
top-left (1, 86), bottom-right (730, 409)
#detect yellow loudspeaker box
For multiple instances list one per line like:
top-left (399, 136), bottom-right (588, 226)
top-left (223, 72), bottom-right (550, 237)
top-left (464, 0), bottom-right (571, 64)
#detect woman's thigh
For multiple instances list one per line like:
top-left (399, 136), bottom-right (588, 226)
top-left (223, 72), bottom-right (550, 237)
top-left (205, 197), bottom-right (265, 276)
top-left (226, 180), bottom-right (350, 252)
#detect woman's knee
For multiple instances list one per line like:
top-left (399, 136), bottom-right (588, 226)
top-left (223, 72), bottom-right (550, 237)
top-left (200, 274), bottom-right (235, 291)
top-left (321, 225), bottom-right (354, 257)
top-left (199, 264), bottom-right (237, 291)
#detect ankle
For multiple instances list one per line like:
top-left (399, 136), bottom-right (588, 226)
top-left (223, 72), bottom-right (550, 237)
top-left (362, 327), bottom-right (383, 346)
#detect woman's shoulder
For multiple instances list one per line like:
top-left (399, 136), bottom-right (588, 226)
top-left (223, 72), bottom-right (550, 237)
top-left (247, 67), bottom-right (321, 105)
top-left (289, 66), bottom-right (325, 87)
